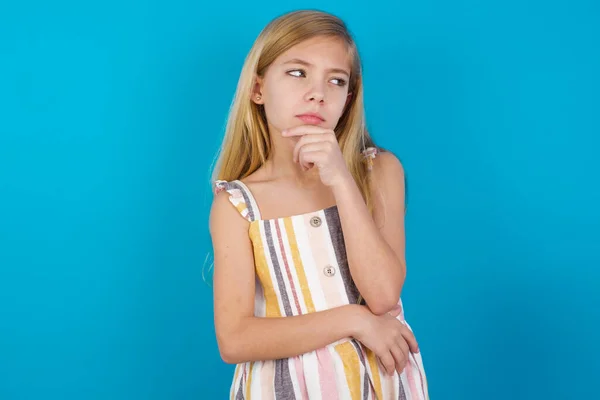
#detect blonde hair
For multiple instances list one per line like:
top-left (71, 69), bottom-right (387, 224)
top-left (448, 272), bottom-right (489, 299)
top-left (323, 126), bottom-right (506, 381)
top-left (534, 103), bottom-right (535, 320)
top-left (211, 9), bottom-right (379, 213)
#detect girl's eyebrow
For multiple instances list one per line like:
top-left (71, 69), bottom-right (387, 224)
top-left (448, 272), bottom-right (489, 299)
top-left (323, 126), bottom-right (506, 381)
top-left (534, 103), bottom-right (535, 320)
top-left (282, 58), bottom-right (350, 77)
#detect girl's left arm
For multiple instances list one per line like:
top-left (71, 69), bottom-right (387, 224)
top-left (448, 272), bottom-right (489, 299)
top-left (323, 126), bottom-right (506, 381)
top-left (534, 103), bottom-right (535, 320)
top-left (282, 126), bottom-right (408, 315)
top-left (333, 152), bottom-right (407, 315)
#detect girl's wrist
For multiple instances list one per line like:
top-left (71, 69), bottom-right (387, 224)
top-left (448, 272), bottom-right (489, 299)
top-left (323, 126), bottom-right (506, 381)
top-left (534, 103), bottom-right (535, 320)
top-left (345, 304), bottom-right (370, 339)
top-left (331, 171), bottom-right (355, 196)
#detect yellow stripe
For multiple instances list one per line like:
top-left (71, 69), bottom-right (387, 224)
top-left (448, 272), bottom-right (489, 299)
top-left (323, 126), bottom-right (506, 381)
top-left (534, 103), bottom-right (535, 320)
top-left (335, 341), bottom-right (362, 400)
top-left (236, 202), bottom-right (247, 215)
top-left (250, 223), bottom-right (281, 317)
top-left (284, 218), bottom-right (315, 313)
top-left (366, 348), bottom-right (384, 399)
top-left (245, 361), bottom-right (254, 399)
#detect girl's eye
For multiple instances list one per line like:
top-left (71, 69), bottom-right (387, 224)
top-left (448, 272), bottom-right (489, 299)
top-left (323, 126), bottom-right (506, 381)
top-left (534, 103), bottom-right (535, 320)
top-left (330, 78), bottom-right (347, 87)
top-left (287, 69), bottom-right (347, 87)
top-left (287, 69), bottom-right (305, 77)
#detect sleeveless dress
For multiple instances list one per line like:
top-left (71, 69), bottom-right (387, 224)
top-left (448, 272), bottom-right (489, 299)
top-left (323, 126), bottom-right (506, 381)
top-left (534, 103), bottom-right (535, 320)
top-left (213, 148), bottom-right (429, 400)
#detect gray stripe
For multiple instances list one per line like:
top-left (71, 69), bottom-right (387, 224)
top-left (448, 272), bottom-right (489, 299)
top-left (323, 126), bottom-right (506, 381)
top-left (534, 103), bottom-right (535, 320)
top-left (263, 221), bottom-right (293, 317)
top-left (398, 373), bottom-right (407, 400)
top-left (350, 340), bottom-right (372, 400)
top-left (235, 368), bottom-right (245, 400)
top-left (324, 206), bottom-right (360, 304)
top-left (230, 181), bottom-right (255, 221)
top-left (274, 358), bottom-right (296, 400)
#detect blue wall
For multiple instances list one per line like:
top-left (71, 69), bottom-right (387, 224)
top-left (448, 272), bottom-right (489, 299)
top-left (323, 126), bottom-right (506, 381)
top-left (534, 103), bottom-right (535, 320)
top-left (1, 1), bottom-right (598, 399)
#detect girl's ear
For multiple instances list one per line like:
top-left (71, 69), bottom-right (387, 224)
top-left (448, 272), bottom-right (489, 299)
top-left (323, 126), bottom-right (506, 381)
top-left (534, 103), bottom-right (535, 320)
top-left (345, 92), bottom-right (353, 108)
top-left (251, 75), bottom-right (265, 105)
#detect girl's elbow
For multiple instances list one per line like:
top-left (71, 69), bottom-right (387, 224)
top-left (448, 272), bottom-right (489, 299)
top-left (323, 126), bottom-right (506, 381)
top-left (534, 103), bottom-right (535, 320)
top-left (217, 334), bottom-right (242, 364)
top-left (369, 299), bottom-right (398, 315)
top-left (219, 342), bottom-right (241, 364)
top-left (368, 289), bottom-right (402, 315)
top-left (217, 317), bottom-right (253, 364)
top-left (220, 353), bottom-right (240, 365)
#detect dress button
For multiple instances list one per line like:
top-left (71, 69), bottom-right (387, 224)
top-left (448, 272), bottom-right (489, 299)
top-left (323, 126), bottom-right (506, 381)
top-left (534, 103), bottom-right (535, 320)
top-left (310, 216), bottom-right (322, 227)
top-left (323, 265), bottom-right (336, 277)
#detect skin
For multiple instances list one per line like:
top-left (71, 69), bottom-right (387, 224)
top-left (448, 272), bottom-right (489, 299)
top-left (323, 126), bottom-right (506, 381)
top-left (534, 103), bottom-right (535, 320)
top-left (210, 35), bottom-right (418, 376)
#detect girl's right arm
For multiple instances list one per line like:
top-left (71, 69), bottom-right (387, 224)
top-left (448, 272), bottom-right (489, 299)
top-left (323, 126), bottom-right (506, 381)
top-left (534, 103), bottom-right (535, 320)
top-left (209, 191), bottom-right (417, 373)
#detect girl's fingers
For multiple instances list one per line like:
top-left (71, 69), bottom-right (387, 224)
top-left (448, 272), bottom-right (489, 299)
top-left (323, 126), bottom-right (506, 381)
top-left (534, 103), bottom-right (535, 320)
top-left (378, 352), bottom-right (396, 376)
top-left (298, 150), bottom-right (325, 171)
top-left (390, 343), bottom-right (407, 375)
top-left (400, 325), bottom-right (419, 353)
top-left (283, 125), bottom-right (332, 137)
top-left (293, 135), bottom-right (329, 162)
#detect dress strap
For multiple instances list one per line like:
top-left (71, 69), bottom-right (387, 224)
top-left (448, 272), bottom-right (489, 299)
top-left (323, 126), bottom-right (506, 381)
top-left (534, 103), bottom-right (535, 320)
top-left (213, 179), bottom-right (262, 222)
top-left (362, 146), bottom-right (379, 170)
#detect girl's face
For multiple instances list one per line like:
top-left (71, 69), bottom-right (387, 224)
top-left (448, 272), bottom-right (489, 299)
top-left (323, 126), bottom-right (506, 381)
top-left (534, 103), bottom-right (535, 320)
top-left (253, 36), bottom-right (353, 136)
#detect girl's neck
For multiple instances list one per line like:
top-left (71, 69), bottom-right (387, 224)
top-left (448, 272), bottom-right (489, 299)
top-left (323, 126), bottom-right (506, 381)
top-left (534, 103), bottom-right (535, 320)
top-left (264, 127), bottom-right (321, 185)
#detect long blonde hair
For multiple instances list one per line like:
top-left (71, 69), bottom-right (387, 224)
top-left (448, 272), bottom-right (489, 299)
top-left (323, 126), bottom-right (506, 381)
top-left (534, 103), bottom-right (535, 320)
top-left (211, 9), bottom-right (378, 212)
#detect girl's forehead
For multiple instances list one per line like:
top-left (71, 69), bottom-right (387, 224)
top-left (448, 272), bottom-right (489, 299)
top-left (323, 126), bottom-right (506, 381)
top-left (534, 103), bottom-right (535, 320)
top-left (275, 37), bottom-right (352, 68)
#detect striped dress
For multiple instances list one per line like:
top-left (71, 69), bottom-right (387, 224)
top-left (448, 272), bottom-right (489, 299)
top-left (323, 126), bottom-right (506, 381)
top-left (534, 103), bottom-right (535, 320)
top-left (213, 149), bottom-right (429, 400)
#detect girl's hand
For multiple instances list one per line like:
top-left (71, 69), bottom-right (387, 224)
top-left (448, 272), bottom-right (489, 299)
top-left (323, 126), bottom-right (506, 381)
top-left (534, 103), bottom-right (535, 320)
top-left (354, 304), bottom-right (419, 376)
top-left (282, 125), bottom-right (352, 187)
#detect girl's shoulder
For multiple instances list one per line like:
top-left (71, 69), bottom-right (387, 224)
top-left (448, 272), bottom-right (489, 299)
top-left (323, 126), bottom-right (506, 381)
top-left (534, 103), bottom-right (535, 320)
top-left (213, 179), bottom-right (261, 223)
top-left (367, 147), bottom-right (402, 170)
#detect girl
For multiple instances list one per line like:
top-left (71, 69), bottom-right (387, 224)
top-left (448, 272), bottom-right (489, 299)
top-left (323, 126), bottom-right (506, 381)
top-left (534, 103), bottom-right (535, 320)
top-left (209, 9), bottom-right (429, 400)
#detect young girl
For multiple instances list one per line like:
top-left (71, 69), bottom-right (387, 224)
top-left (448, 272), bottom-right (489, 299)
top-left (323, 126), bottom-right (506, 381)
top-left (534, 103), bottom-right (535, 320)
top-left (209, 9), bottom-right (428, 400)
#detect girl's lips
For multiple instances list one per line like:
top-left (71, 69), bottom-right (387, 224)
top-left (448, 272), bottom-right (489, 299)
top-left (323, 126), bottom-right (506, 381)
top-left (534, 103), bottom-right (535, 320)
top-left (296, 115), bottom-right (325, 124)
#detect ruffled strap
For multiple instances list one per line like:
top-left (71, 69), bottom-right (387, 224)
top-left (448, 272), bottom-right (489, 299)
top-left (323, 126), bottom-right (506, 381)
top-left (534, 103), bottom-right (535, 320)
top-left (213, 179), bottom-right (261, 222)
top-left (362, 146), bottom-right (379, 170)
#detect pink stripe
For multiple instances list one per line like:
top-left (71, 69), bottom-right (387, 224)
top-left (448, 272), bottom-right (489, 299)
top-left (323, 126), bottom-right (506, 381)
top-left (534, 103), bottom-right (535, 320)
top-left (403, 320), bottom-right (426, 399)
top-left (261, 360), bottom-right (275, 400)
top-left (316, 347), bottom-right (339, 400)
top-left (275, 221), bottom-right (302, 315)
top-left (303, 214), bottom-right (344, 308)
top-left (410, 353), bottom-right (427, 399)
top-left (293, 356), bottom-right (309, 400)
top-left (405, 356), bottom-right (420, 399)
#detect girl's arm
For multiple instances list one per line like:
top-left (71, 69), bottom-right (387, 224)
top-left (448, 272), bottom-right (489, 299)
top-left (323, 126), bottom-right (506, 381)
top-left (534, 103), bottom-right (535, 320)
top-left (332, 152), bottom-right (408, 315)
top-left (210, 191), bottom-right (364, 364)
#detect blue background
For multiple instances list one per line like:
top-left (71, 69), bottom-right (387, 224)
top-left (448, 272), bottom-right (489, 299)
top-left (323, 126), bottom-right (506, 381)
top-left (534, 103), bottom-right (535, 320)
top-left (1, 1), bottom-right (598, 399)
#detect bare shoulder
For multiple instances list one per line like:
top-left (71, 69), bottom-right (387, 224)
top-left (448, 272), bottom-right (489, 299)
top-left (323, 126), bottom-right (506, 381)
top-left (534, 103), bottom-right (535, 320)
top-left (209, 190), bottom-right (249, 237)
top-left (370, 150), bottom-right (406, 186)
top-left (368, 150), bottom-right (407, 227)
